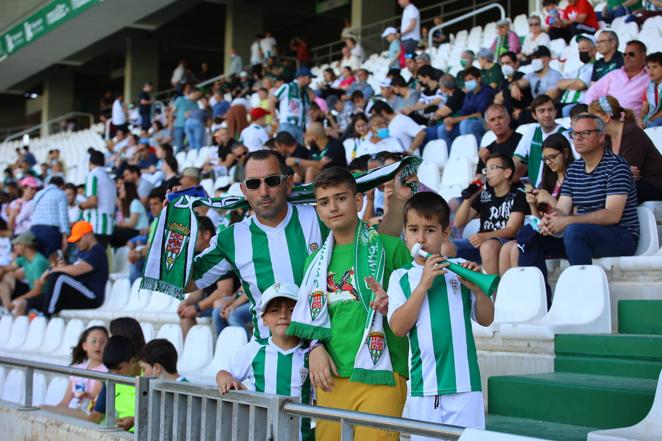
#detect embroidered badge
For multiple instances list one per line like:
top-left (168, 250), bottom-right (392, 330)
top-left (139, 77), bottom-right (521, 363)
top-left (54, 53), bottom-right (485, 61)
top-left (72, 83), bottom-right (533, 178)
top-left (300, 367), bottom-right (309, 384)
top-left (450, 279), bottom-right (459, 295)
top-left (164, 222), bottom-right (190, 272)
top-left (309, 242), bottom-right (318, 252)
top-left (308, 290), bottom-right (325, 320)
top-left (366, 331), bottom-right (385, 365)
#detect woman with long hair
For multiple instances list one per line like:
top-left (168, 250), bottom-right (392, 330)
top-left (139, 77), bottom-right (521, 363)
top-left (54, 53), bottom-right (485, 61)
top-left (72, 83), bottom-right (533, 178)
top-left (341, 113), bottom-right (371, 163)
top-left (588, 95), bottom-right (662, 202)
top-left (111, 181), bottom-right (148, 247)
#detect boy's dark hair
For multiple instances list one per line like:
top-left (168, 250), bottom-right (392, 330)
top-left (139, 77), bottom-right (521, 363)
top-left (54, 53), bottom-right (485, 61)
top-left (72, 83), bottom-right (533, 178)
top-left (403, 192), bottom-right (451, 229)
top-left (348, 155), bottom-right (370, 172)
top-left (417, 65), bottom-right (438, 80)
top-left (569, 103), bottom-right (588, 119)
top-left (499, 51), bottom-right (517, 63)
top-left (351, 90), bottom-right (365, 101)
top-left (646, 52), bottom-right (662, 65)
top-left (462, 67), bottom-right (481, 79)
top-left (245, 150), bottom-right (287, 175)
top-left (125, 165), bottom-right (141, 176)
top-left (49, 176), bottom-right (64, 187)
top-left (626, 40), bottom-right (647, 54)
top-left (197, 215), bottom-right (216, 236)
top-left (103, 335), bottom-right (139, 370)
top-left (275, 131), bottom-right (297, 146)
top-left (148, 187), bottom-right (166, 201)
top-left (138, 339), bottom-right (178, 374)
top-left (109, 317), bottom-right (146, 353)
top-left (531, 94), bottom-right (555, 113)
top-left (71, 326), bottom-right (108, 366)
top-left (542, 0), bottom-right (559, 6)
top-left (486, 153), bottom-right (515, 178)
top-left (313, 167), bottom-right (357, 195)
top-left (370, 100), bottom-right (394, 116)
top-left (390, 75), bottom-right (407, 88)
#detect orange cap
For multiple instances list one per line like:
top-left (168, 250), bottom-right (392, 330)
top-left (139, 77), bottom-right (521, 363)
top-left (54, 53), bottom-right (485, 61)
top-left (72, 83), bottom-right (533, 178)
top-left (68, 221), bottom-right (94, 243)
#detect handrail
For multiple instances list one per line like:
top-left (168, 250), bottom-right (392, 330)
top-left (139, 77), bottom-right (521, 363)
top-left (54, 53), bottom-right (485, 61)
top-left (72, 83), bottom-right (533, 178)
top-left (0, 356), bottom-right (138, 432)
top-left (428, 3), bottom-right (506, 52)
top-left (3, 112), bottom-right (95, 143)
top-left (282, 401), bottom-right (464, 440)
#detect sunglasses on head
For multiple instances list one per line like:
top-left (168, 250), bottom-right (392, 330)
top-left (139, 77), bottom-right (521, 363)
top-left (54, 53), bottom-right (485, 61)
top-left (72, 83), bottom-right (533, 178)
top-left (243, 174), bottom-right (288, 190)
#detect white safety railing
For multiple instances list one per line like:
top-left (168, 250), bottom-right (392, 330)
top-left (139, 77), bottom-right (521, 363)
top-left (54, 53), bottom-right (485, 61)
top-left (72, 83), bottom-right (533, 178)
top-left (428, 3), bottom-right (506, 51)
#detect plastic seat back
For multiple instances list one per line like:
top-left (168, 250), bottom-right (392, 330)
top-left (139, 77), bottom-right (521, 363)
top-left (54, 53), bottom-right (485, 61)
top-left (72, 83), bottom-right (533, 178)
top-left (417, 162), bottom-right (441, 191)
top-left (20, 316), bottom-right (47, 353)
top-left (44, 376), bottom-right (69, 406)
top-left (107, 278), bottom-right (131, 310)
top-left (51, 319), bottom-right (85, 358)
top-left (156, 324), bottom-right (183, 355)
top-left (635, 207), bottom-right (659, 256)
top-left (494, 267), bottom-right (547, 325)
top-left (112, 247), bottom-right (129, 274)
top-left (143, 290), bottom-right (176, 312)
top-left (1, 369), bottom-right (25, 404)
top-left (644, 127), bottom-right (662, 155)
top-left (123, 279), bottom-right (151, 312)
top-left (38, 318), bottom-right (65, 354)
top-left (200, 178), bottom-right (215, 197)
top-left (448, 135), bottom-right (478, 165)
top-left (32, 372), bottom-right (47, 406)
top-left (462, 219), bottom-right (481, 240)
top-left (2, 316), bottom-right (29, 350)
top-left (0, 316), bottom-right (13, 346)
top-left (441, 158), bottom-right (472, 188)
top-left (178, 325), bottom-right (214, 373)
top-left (214, 327), bottom-right (249, 372)
top-left (421, 139), bottom-right (448, 170)
top-left (479, 131), bottom-right (496, 148)
top-left (86, 319), bottom-right (105, 329)
top-left (140, 322), bottom-right (155, 342)
top-left (547, 265), bottom-right (609, 326)
top-left (0, 366), bottom-right (5, 397)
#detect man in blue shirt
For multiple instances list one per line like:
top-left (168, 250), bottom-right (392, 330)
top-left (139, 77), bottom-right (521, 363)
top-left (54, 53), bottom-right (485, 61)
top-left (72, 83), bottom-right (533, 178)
top-left (437, 67), bottom-right (495, 147)
top-left (518, 113), bottom-right (639, 295)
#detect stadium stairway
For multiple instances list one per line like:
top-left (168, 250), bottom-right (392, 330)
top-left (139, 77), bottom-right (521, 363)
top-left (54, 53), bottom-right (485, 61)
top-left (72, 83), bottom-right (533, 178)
top-left (485, 299), bottom-right (662, 441)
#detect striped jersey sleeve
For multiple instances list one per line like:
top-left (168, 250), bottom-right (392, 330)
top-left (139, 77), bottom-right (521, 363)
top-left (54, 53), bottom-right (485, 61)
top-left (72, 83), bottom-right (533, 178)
top-left (226, 340), bottom-right (262, 388)
top-left (274, 83), bottom-right (288, 100)
top-left (85, 172), bottom-right (97, 197)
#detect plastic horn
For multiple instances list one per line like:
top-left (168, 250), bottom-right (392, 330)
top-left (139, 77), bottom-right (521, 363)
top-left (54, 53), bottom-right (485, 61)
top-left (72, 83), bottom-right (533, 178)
top-left (410, 243), bottom-right (499, 297)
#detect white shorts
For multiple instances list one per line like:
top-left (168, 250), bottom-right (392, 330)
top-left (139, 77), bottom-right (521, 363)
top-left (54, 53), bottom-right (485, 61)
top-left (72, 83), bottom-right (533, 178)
top-left (407, 392), bottom-right (485, 441)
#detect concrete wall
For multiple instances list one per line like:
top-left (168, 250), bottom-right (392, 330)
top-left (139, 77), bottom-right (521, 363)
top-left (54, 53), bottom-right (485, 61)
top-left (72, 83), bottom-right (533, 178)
top-left (0, 402), bottom-right (133, 441)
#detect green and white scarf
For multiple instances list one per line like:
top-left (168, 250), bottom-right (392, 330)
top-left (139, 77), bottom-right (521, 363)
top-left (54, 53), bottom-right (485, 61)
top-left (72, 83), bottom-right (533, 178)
top-left (288, 220), bottom-right (394, 386)
top-left (141, 157), bottom-right (420, 299)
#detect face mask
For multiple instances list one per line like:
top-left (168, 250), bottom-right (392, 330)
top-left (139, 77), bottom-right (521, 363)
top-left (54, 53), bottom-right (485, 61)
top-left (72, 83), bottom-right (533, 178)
top-left (501, 64), bottom-right (515, 77)
top-left (531, 58), bottom-right (544, 72)
top-left (460, 59), bottom-right (469, 68)
top-left (376, 127), bottom-right (390, 139)
top-left (465, 79), bottom-right (478, 92)
top-left (579, 51), bottom-right (591, 64)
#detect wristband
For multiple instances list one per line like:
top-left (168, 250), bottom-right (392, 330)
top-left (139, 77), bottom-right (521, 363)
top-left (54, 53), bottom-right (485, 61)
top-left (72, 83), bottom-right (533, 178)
top-left (305, 341), bottom-right (322, 354)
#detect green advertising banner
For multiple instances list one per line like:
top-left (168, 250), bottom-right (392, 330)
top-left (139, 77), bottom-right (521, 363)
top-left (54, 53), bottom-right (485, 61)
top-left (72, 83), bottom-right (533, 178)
top-left (0, 0), bottom-right (101, 62)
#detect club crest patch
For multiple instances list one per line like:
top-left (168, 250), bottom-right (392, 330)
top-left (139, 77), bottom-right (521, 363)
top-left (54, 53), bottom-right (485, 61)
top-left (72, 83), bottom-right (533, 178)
top-left (308, 290), bottom-right (326, 320)
top-left (300, 367), bottom-right (309, 384)
top-left (366, 331), bottom-right (385, 365)
top-left (449, 279), bottom-right (459, 295)
top-left (309, 243), bottom-right (318, 252)
top-left (164, 222), bottom-right (190, 272)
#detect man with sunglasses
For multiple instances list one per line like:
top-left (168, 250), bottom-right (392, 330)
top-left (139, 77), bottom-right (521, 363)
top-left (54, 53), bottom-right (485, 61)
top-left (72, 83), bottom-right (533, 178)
top-left (518, 114), bottom-right (639, 290)
top-left (188, 150), bottom-right (410, 343)
top-left (583, 40), bottom-right (649, 115)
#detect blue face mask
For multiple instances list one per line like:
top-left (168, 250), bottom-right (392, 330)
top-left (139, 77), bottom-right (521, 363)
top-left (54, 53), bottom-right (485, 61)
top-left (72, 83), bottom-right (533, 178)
top-left (465, 79), bottom-right (478, 92)
top-left (376, 127), bottom-right (390, 139)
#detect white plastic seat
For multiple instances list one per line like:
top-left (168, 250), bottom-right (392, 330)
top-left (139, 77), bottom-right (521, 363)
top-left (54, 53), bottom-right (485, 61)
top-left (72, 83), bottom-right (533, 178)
top-left (501, 265), bottom-right (611, 340)
top-left (30, 318), bottom-right (65, 358)
top-left (196, 146), bottom-right (212, 168)
top-left (175, 151), bottom-right (187, 167)
top-left (32, 372), bottom-right (47, 406)
top-left (0, 366), bottom-right (6, 397)
top-left (200, 178), bottom-right (215, 197)
top-left (493, 267), bottom-right (547, 326)
top-left (634, 207), bottom-right (659, 256)
top-left (187, 327), bottom-right (248, 385)
top-left (461, 219), bottom-right (481, 240)
top-left (156, 324), bottom-right (183, 356)
top-left (94, 278), bottom-right (131, 320)
top-left (178, 325), bottom-right (214, 374)
top-left (46, 319), bottom-right (85, 364)
top-left (86, 319), bottom-right (106, 329)
top-left (135, 291), bottom-right (178, 322)
top-left (644, 127), bottom-right (662, 155)
top-left (588, 369), bottom-right (662, 441)
top-left (44, 376), bottom-right (69, 406)
top-left (5, 316), bottom-right (47, 357)
top-left (1, 369), bottom-right (25, 404)
top-left (113, 278), bottom-right (151, 317)
top-left (0, 315), bottom-right (13, 346)
top-left (0, 316), bottom-right (29, 351)
top-left (185, 150), bottom-right (198, 168)
top-left (421, 139), bottom-right (448, 170)
top-left (417, 162), bottom-right (442, 191)
top-left (140, 322), bottom-right (155, 342)
top-left (479, 131), bottom-right (496, 148)
top-left (110, 247), bottom-right (129, 278)
top-left (441, 158), bottom-right (473, 188)
top-left (448, 135), bottom-right (478, 166)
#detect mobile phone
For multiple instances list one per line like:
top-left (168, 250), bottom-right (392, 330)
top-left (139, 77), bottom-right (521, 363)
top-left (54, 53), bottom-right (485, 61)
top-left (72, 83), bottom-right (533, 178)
top-left (166, 185), bottom-right (209, 202)
top-left (519, 177), bottom-right (533, 192)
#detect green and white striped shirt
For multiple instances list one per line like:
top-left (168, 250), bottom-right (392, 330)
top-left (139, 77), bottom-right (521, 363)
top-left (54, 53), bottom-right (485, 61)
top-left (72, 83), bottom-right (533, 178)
top-left (82, 166), bottom-right (116, 236)
top-left (228, 338), bottom-right (312, 441)
top-left (274, 81), bottom-right (310, 129)
top-left (387, 261), bottom-right (482, 397)
top-left (193, 204), bottom-right (328, 340)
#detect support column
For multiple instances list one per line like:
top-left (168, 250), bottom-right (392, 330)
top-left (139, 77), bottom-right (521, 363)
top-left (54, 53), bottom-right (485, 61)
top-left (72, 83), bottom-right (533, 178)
top-left (41, 67), bottom-right (74, 136)
top-left (351, 0), bottom-right (397, 55)
top-left (223, 2), bottom-right (264, 74)
top-left (123, 35), bottom-right (159, 104)
top-left (529, 0), bottom-right (541, 14)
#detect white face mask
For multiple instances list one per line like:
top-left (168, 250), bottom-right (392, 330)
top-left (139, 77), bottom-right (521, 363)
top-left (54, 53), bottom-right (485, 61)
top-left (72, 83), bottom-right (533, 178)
top-left (531, 59), bottom-right (544, 72)
top-left (501, 64), bottom-right (515, 77)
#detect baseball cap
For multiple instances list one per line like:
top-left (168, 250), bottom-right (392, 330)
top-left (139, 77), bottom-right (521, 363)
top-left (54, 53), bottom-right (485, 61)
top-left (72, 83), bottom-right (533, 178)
top-left (19, 176), bottom-right (40, 189)
top-left (379, 78), bottom-right (392, 88)
top-left (295, 67), bottom-right (316, 78)
top-left (250, 107), bottom-right (270, 121)
top-left (12, 231), bottom-right (37, 246)
top-left (68, 221), bottom-right (93, 243)
top-left (181, 167), bottom-right (201, 178)
top-left (531, 45), bottom-right (551, 58)
top-left (415, 53), bottom-right (431, 63)
top-left (381, 27), bottom-right (397, 38)
top-left (260, 282), bottom-right (300, 316)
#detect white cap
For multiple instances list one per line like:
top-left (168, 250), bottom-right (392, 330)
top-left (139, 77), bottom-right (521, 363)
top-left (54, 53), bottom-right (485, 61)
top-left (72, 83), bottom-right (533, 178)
top-left (379, 78), bottom-right (392, 88)
top-left (215, 176), bottom-right (233, 190)
top-left (381, 27), bottom-right (397, 38)
top-left (260, 282), bottom-right (300, 315)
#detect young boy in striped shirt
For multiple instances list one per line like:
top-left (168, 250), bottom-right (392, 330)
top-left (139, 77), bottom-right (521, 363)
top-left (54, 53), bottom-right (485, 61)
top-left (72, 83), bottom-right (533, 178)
top-left (216, 281), bottom-right (312, 441)
top-left (387, 191), bottom-right (494, 438)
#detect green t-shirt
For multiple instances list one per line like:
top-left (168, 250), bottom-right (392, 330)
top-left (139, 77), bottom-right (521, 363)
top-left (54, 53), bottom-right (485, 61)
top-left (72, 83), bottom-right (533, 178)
top-left (304, 233), bottom-right (412, 379)
top-left (481, 63), bottom-right (504, 89)
top-left (607, 0), bottom-right (642, 9)
top-left (115, 384), bottom-right (136, 433)
top-left (16, 252), bottom-right (49, 291)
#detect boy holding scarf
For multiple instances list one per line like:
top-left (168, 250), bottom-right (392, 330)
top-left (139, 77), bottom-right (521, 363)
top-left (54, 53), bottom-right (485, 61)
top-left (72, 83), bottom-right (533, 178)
top-left (288, 167), bottom-right (410, 441)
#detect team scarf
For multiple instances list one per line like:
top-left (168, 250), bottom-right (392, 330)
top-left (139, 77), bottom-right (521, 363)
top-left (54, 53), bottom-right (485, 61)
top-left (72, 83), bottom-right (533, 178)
top-left (288, 220), bottom-right (394, 386)
top-left (140, 156), bottom-right (421, 299)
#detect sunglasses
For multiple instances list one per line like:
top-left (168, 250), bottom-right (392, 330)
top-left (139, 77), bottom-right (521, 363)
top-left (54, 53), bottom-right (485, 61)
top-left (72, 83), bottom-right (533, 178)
top-left (243, 174), bottom-right (288, 190)
top-left (529, 22), bottom-right (540, 26)
top-left (624, 51), bottom-right (638, 58)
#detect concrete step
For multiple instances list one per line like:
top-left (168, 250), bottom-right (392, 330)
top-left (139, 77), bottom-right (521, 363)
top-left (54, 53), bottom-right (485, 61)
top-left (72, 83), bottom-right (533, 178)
top-left (486, 414), bottom-right (598, 441)
top-left (555, 334), bottom-right (662, 379)
top-left (618, 300), bottom-right (662, 335)
top-left (488, 372), bottom-right (656, 429)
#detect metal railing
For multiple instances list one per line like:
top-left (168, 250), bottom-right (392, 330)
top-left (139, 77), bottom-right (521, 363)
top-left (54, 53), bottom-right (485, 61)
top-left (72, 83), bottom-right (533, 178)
top-left (3, 111), bottom-right (95, 143)
top-left (428, 3), bottom-right (506, 52)
top-left (0, 356), bottom-right (146, 435)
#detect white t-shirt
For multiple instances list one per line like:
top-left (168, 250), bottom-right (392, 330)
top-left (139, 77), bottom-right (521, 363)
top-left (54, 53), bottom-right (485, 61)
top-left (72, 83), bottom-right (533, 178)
top-left (111, 99), bottom-right (126, 125)
top-left (250, 41), bottom-right (263, 65)
top-left (401, 4), bottom-right (421, 41)
top-left (340, 54), bottom-right (361, 71)
top-left (388, 114), bottom-right (423, 150)
top-left (522, 32), bottom-right (551, 56)
top-left (239, 123), bottom-right (270, 152)
top-left (260, 36), bottom-right (277, 58)
top-left (342, 137), bottom-right (371, 164)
